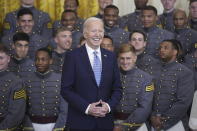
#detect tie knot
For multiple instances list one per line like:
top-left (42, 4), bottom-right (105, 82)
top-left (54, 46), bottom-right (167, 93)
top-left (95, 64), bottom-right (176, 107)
top-left (93, 51), bottom-right (98, 56)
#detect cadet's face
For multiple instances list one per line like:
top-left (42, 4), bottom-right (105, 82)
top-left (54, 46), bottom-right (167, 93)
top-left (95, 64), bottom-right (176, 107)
top-left (118, 51), bottom-right (137, 71)
top-left (134, 0), bottom-right (148, 9)
top-left (83, 20), bottom-right (104, 49)
top-left (18, 14), bottom-right (34, 34)
top-left (64, 0), bottom-right (78, 11)
top-left (35, 51), bottom-right (52, 73)
top-left (190, 2), bottom-right (197, 19)
top-left (141, 10), bottom-right (157, 28)
top-left (130, 32), bottom-right (146, 51)
top-left (61, 12), bottom-right (77, 31)
top-left (55, 31), bottom-right (72, 50)
top-left (13, 40), bottom-right (29, 59)
top-left (101, 38), bottom-right (114, 51)
top-left (0, 52), bottom-right (10, 71)
top-left (159, 41), bottom-right (176, 62)
top-left (98, 0), bottom-right (113, 10)
top-left (161, 0), bottom-right (176, 10)
top-left (21, 0), bottom-right (34, 6)
top-left (173, 12), bottom-right (187, 29)
top-left (104, 8), bottom-right (119, 28)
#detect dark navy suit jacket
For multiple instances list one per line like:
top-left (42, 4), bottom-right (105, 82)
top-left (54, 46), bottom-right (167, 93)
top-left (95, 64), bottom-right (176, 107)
top-left (61, 45), bottom-right (122, 130)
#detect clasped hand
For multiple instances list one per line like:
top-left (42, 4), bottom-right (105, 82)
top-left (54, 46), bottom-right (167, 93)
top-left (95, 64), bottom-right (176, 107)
top-left (88, 100), bottom-right (109, 117)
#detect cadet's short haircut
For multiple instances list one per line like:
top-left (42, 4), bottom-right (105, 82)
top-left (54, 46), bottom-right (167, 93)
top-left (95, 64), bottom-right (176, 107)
top-left (54, 27), bottom-right (72, 37)
top-left (129, 30), bottom-right (147, 41)
top-left (103, 35), bottom-right (113, 44)
top-left (190, 0), bottom-right (197, 5)
top-left (36, 48), bottom-right (52, 59)
top-left (13, 32), bottom-right (30, 44)
top-left (64, 0), bottom-right (79, 7)
top-left (118, 44), bottom-right (136, 56)
top-left (142, 5), bottom-right (158, 15)
top-left (0, 44), bottom-right (10, 55)
top-left (17, 8), bottom-right (33, 19)
top-left (104, 5), bottom-right (119, 14)
top-left (62, 9), bottom-right (77, 17)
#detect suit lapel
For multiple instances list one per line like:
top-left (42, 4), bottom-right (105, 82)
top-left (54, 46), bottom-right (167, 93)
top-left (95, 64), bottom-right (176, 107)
top-left (99, 48), bottom-right (108, 88)
top-left (80, 45), bottom-right (98, 86)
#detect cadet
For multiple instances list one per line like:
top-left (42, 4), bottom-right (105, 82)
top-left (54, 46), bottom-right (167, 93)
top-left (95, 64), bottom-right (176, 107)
top-left (184, 45), bottom-right (197, 91)
top-left (52, 10), bottom-right (82, 49)
top-left (61, 0), bottom-right (84, 32)
top-left (3, 0), bottom-right (52, 38)
top-left (23, 48), bottom-right (68, 131)
top-left (151, 39), bottom-right (194, 130)
top-left (129, 30), bottom-right (159, 76)
top-left (189, 0), bottom-right (197, 31)
top-left (173, 9), bottom-right (197, 55)
top-left (103, 5), bottom-right (129, 49)
top-left (0, 44), bottom-right (26, 130)
top-left (158, 0), bottom-right (176, 32)
top-left (141, 6), bottom-right (174, 58)
top-left (1, 8), bottom-right (48, 59)
top-left (119, 0), bottom-right (148, 32)
top-left (94, 0), bottom-right (113, 19)
top-left (52, 27), bottom-right (72, 73)
top-left (114, 44), bottom-right (154, 131)
top-left (101, 35), bottom-right (114, 52)
top-left (8, 32), bottom-right (35, 78)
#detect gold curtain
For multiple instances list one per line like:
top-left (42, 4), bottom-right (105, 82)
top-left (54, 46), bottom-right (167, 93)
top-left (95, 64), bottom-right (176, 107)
top-left (0, 0), bottom-right (99, 31)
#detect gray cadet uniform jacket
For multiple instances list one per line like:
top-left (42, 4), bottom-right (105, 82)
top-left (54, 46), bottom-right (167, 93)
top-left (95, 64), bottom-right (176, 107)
top-left (51, 51), bottom-right (67, 73)
top-left (3, 6), bottom-right (52, 38)
top-left (119, 10), bottom-right (143, 32)
top-left (143, 26), bottom-right (174, 58)
top-left (23, 71), bottom-right (68, 131)
top-left (157, 10), bottom-right (175, 32)
top-left (115, 67), bottom-right (154, 130)
top-left (189, 19), bottom-right (197, 31)
top-left (184, 51), bottom-right (197, 91)
top-left (8, 56), bottom-right (35, 78)
top-left (174, 28), bottom-right (197, 55)
top-left (152, 61), bottom-right (195, 130)
top-left (0, 70), bottom-right (26, 130)
top-left (104, 26), bottom-right (129, 49)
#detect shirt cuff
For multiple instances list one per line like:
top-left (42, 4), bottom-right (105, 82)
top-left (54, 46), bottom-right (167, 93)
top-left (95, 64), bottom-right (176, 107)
top-left (106, 103), bottom-right (111, 113)
top-left (85, 104), bottom-right (91, 114)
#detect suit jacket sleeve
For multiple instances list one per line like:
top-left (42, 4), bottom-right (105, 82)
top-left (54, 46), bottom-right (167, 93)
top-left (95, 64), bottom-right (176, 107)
top-left (61, 51), bottom-right (90, 114)
top-left (106, 53), bottom-right (122, 112)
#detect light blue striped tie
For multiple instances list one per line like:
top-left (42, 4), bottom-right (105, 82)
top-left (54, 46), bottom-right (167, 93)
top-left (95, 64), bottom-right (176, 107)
top-left (93, 51), bottom-right (102, 86)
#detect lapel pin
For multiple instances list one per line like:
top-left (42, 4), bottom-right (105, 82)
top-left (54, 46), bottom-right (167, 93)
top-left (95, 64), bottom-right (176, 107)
top-left (104, 54), bottom-right (107, 57)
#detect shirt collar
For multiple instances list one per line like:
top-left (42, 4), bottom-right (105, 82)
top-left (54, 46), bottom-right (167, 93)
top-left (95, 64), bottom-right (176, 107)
top-left (85, 43), bottom-right (101, 55)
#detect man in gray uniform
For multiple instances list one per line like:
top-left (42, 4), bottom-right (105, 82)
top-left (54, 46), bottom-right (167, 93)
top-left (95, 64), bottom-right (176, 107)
top-left (119, 0), bottom-right (148, 32)
top-left (158, 0), bottom-right (176, 32)
top-left (53, 0), bottom-right (84, 33)
top-left (189, 0), bottom-right (197, 31)
top-left (52, 27), bottom-right (72, 73)
top-left (3, 0), bottom-right (52, 38)
top-left (151, 39), bottom-right (194, 131)
top-left (0, 44), bottom-right (26, 130)
top-left (173, 9), bottom-right (197, 55)
top-left (52, 10), bottom-right (82, 49)
top-left (8, 32), bottom-right (35, 78)
top-left (103, 5), bottom-right (129, 49)
top-left (141, 6), bottom-right (174, 58)
top-left (23, 48), bottom-right (68, 131)
top-left (129, 30), bottom-right (159, 76)
top-left (114, 44), bottom-right (154, 131)
top-left (184, 45), bottom-right (197, 91)
top-left (1, 8), bottom-right (48, 59)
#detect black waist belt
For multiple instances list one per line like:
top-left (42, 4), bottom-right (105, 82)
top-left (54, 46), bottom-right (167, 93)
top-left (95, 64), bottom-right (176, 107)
top-left (114, 112), bottom-right (130, 120)
top-left (30, 116), bottom-right (57, 124)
